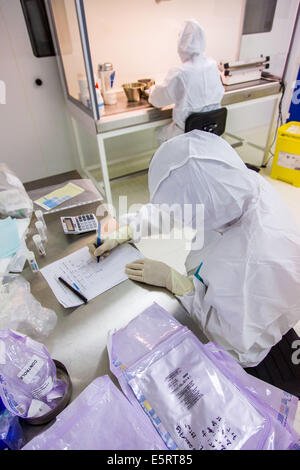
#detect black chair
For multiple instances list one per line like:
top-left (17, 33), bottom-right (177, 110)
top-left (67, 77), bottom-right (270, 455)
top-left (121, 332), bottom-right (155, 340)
top-left (245, 329), bottom-right (300, 398)
top-left (185, 107), bottom-right (228, 136)
top-left (185, 108), bottom-right (261, 172)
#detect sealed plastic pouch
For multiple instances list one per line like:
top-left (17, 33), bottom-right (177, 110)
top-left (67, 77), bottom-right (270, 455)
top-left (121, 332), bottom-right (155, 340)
top-left (126, 329), bottom-right (263, 450)
top-left (109, 303), bottom-right (299, 450)
top-left (109, 303), bottom-right (299, 432)
top-left (108, 302), bottom-right (183, 403)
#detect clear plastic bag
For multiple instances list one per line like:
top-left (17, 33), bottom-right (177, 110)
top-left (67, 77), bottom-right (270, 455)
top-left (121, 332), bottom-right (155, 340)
top-left (0, 329), bottom-right (66, 419)
top-left (0, 164), bottom-right (33, 219)
top-left (0, 275), bottom-right (57, 339)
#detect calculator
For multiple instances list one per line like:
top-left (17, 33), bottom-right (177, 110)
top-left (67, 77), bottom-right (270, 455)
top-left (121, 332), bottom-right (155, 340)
top-left (60, 213), bottom-right (98, 234)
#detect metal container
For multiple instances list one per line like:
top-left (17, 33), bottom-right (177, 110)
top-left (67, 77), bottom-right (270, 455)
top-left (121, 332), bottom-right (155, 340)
top-left (137, 79), bottom-right (155, 99)
top-left (137, 78), bottom-right (155, 89)
top-left (122, 82), bottom-right (145, 102)
top-left (98, 62), bottom-right (113, 73)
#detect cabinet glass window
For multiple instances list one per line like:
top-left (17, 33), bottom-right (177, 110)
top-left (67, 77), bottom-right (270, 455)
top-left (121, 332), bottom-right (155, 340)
top-left (21, 0), bottom-right (55, 57)
top-left (50, 0), bottom-right (92, 109)
top-left (243, 0), bottom-right (277, 35)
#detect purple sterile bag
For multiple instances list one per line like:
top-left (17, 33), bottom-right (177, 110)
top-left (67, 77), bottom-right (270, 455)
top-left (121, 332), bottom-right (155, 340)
top-left (0, 330), bottom-right (66, 419)
top-left (202, 342), bottom-right (299, 431)
top-left (23, 375), bottom-right (167, 450)
top-left (108, 303), bottom-right (299, 450)
top-left (108, 302), bottom-right (184, 405)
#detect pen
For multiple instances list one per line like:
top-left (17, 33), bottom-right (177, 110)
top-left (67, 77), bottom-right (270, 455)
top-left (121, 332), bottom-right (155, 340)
top-left (97, 221), bottom-right (101, 263)
top-left (58, 276), bottom-right (88, 304)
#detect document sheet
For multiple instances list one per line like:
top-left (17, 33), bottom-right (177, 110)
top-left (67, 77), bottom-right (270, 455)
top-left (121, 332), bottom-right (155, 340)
top-left (40, 244), bottom-right (144, 308)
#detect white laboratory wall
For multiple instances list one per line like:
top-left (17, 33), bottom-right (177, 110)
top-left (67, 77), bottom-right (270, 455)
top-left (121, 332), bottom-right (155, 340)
top-left (0, 0), bottom-right (77, 183)
top-left (85, 0), bottom-right (246, 89)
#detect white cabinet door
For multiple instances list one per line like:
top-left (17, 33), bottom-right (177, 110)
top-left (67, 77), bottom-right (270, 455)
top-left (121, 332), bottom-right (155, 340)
top-left (239, 0), bottom-right (299, 77)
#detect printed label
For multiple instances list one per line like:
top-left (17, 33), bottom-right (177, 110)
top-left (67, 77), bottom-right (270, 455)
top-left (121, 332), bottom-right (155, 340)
top-left (278, 151), bottom-right (300, 170)
top-left (17, 355), bottom-right (44, 384)
top-left (166, 368), bottom-right (203, 411)
top-left (286, 125), bottom-right (300, 135)
top-left (32, 376), bottom-right (53, 399)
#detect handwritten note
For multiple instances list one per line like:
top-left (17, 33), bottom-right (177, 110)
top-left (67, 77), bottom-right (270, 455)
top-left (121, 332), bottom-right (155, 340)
top-left (41, 244), bottom-right (143, 308)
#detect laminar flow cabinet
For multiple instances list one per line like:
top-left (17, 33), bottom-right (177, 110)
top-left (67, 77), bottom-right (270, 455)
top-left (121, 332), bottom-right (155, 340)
top-left (46, 0), bottom-right (297, 206)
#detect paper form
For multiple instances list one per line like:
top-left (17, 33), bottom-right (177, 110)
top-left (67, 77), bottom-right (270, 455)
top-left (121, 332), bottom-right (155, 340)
top-left (40, 244), bottom-right (144, 308)
top-left (34, 183), bottom-right (85, 211)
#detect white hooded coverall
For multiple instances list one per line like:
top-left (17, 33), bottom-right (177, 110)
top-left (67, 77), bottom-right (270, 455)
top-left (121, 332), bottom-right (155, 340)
top-left (122, 130), bottom-right (300, 368)
top-left (149, 20), bottom-right (224, 144)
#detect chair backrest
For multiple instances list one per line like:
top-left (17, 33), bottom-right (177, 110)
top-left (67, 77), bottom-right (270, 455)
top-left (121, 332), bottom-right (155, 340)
top-left (185, 107), bottom-right (228, 136)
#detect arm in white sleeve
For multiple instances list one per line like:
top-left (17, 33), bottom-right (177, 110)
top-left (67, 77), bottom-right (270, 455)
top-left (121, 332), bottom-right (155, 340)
top-left (119, 203), bottom-right (184, 243)
top-left (88, 204), bottom-right (184, 258)
top-left (149, 67), bottom-right (183, 108)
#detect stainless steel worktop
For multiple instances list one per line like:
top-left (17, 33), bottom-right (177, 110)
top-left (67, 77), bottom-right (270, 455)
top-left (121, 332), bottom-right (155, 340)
top-left (21, 173), bottom-right (205, 443)
top-left (96, 78), bottom-right (281, 133)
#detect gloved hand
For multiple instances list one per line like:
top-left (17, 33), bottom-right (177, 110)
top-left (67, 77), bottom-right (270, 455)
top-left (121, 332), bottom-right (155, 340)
top-left (88, 225), bottom-right (133, 260)
top-left (125, 258), bottom-right (194, 296)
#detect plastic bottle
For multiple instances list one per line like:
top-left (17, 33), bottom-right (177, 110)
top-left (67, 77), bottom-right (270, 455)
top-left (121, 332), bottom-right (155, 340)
top-left (78, 76), bottom-right (88, 96)
top-left (35, 221), bottom-right (47, 242)
top-left (27, 251), bottom-right (39, 272)
top-left (35, 210), bottom-right (47, 229)
top-left (80, 89), bottom-right (91, 109)
top-left (32, 234), bottom-right (46, 256)
top-left (95, 83), bottom-right (105, 117)
top-left (98, 63), bottom-right (117, 105)
top-left (78, 78), bottom-right (91, 109)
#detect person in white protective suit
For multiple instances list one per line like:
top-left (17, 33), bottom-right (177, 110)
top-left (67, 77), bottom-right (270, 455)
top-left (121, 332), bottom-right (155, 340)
top-left (148, 19), bottom-right (224, 144)
top-left (88, 130), bottom-right (300, 368)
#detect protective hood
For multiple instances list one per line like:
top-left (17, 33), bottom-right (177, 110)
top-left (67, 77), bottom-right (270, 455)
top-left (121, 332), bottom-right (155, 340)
top-left (177, 20), bottom-right (206, 63)
top-left (148, 130), bottom-right (259, 231)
